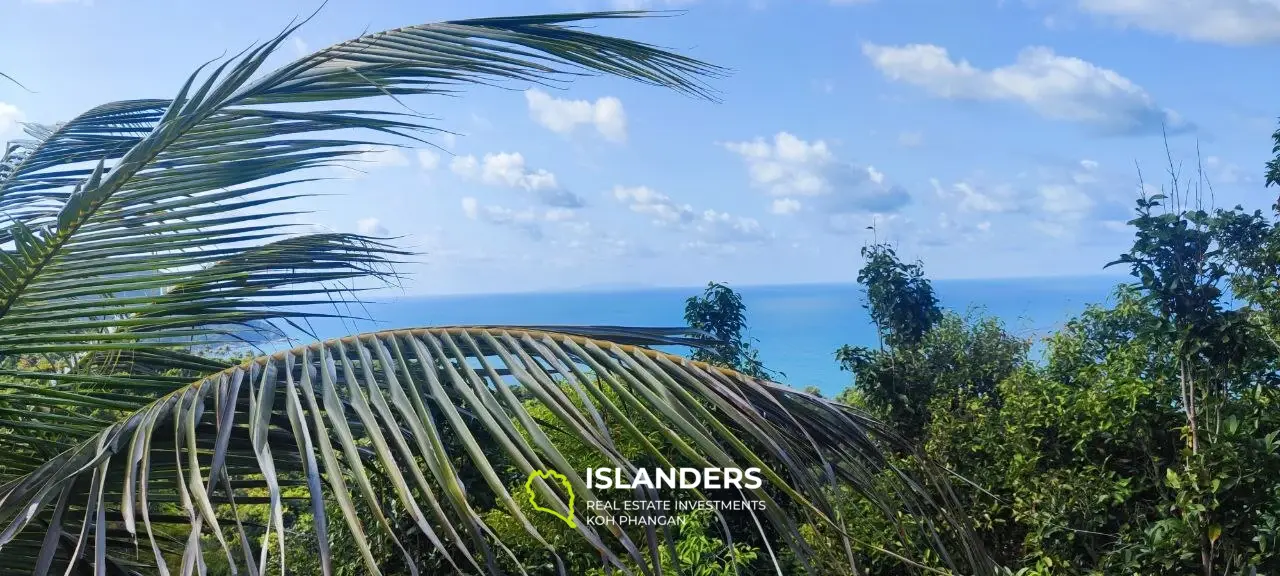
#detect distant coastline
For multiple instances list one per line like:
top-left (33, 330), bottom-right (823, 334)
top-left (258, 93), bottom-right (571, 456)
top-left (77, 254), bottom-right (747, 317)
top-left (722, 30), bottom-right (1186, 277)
top-left (299, 275), bottom-right (1127, 396)
top-left (391, 273), bottom-right (1133, 299)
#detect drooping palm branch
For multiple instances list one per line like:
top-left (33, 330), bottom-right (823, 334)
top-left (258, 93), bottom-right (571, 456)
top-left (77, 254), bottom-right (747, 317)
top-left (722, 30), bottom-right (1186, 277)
top-left (0, 327), bottom-right (993, 575)
top-left (0, 72), bottom-right (28, 91)
top-left (0, 9), bottom-right (723, 472)
top-left (0, 11), bottom-right (994, 576)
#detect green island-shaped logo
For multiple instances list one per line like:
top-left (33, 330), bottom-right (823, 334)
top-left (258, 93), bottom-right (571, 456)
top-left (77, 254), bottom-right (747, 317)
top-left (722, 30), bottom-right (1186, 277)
top-left (525, 469), bottom-right (576, 528)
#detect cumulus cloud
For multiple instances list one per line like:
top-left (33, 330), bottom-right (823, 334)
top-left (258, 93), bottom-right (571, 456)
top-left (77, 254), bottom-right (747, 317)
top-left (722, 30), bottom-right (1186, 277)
top-left (929, 156), bottom-right (1116, 242)
top-left (350, 145), bottom-right (411, 168)
top-left (1205, 155), bottom-right (1247, 185)
top-left (525, 89), bottom-right (627, 143)
top-left (932, 178), bottom-right (1026, 214)
top-left (1039, 184), bottom-right (1095, 218)
top-left (0, 102), bottom-right (25, 140)
top-left (291, 37), bottom-right (309, 58)
top-left (451, 152), bottom-right (584, 208)
top-left (461, 197), bottom-right (578, 239)
top-left (1077, 0), bottom-right (1280, 45)
top-left (723, 132), bottom-right (911, 217)
top-left (862, 42), bottom-right (1185, 134)
top-left (356, 217), bottom-right (389, 236)
top-left (614, 185), bottom-right (694, 224)
top-left (613, 185), bottom-right (771, 245)
top-left (417, 149), bottom-right (440, 170)
top-left (772, 198), bottom-right (802, 215)
top-left (450, 155), bottom-right (477, 177)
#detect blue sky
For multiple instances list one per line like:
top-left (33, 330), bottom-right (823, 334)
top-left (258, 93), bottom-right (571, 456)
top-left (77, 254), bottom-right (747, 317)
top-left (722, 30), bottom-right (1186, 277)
top-left (2, 0), bottom-right (1277, 295)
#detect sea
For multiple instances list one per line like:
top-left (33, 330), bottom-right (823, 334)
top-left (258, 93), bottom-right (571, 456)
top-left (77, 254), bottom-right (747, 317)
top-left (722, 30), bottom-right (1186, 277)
top-left (299, 276), bottom-right (1127, 398)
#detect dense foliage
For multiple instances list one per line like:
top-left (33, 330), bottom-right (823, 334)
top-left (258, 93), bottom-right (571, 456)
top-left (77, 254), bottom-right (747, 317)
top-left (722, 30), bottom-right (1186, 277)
top-left (684, 281), bottom-right (771, 378)
top-left (831, 163), bottom-right (1280, 573)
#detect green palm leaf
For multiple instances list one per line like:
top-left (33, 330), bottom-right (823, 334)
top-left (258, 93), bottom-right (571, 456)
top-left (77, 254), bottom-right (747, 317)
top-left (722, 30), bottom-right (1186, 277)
top-left (0, 327), bottom-right (993, 575)
top-left (0, 10), bottom-right (723, 483)
top-left (0, 72), bottom-right (28, 91)
top-left (0, 10), bottom-right (722, 361)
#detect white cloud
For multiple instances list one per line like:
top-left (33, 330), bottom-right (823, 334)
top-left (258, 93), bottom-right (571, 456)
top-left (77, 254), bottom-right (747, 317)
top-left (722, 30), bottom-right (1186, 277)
top-left (1039, 184), bottom-right (1095, 216)
top-left (861, 42), bottom-right (1184, 134)
top-left (897, 131), bottom-right (924, 147)
top-left (291, 37), bottom-right (309, 58)
top-left (1073, 159), bottom-right (1101, 184)
top-left (772, 198), bottom-right (802, 215)
top-left (613, 185), bottom-right (771, 245)
top-left (460, 196), bottom-right (576, 239)
top-left (0, 102), bottom-right (25, 141)
top-left (722, 132), bottom-right (911, 215)
top-left (929, 163), bottom-right (1115, 242)
top-left (698, 210), bottom-right (770, 243)
top-left (439, 133), bottom-right (457, 151)
top-left (351, 145), bottom-right (410, 168)
top-left (867, 165), bottom-right (885, 185)
top-left (417, 149), bottom-right (440, 171)
top-left (452, 152), bottom-right (584, 207)
top-left (1033, 220), bottom-right (1070, 238)
top-left (1030, 180), bottom-right (1098, 239)
top-left (1077, 0), bottom-right (1280, 45)
top-left (614, 185), bottom-right (694, 224)
top-left (480, 152), bottom-right (558, 190)
top-left (461, 197), bottom-right (479, 220)
top-left (544, 207), bottom-right (576, 222)
top-left (356, 217), bottom-right (389, 236)
top-left (931, 177), bottom-right (1018, 213)
top-left (948, 181), bottom-right (1023, 213)
top-left (525, 89), bottom-right (627, 143)
top-left (450, 155), bottom-right (478, 178)
top-left (723, 132), bottom-right (833, 196)
top-left (1102, 219), bottom-right (1130, 233)
top-left (1204, 155), bottom-right (1246, 184)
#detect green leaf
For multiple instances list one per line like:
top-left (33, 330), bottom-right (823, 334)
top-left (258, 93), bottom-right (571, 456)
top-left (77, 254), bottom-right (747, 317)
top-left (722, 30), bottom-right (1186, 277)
top-left (0, 9), bottom-right (729, 485)
top-left (0, 327), bottom-right (993, 575)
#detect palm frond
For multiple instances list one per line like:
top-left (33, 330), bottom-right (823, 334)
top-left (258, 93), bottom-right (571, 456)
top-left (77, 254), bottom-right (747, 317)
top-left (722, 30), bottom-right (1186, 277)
top-left (0, 11), bottom-right (726, 481)
top-left (0, 72), bottom-right (29, 91)
top-left (0, 10), bottom-right (724, 363)
top-left (0, 327), bottom-right (993, 575)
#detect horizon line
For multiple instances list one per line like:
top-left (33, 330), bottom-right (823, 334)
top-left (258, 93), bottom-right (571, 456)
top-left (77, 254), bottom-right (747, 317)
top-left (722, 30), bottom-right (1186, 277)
top-left (362, 272), bottom-right (1133, 300)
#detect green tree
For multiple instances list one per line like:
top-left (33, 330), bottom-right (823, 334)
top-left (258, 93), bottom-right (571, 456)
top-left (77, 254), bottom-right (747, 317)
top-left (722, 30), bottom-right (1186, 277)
top-left (834, 243), bottom-right (972, 442)
top-left (684, 281), bottom-right (772, 378)
top-left (832, 153), bottom-right (1280, 574)
top-left (855, 243), bottom-right (943, 350)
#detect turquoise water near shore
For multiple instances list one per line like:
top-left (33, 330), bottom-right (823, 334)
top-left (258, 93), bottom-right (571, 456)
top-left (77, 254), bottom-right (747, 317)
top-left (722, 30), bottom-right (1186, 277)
top-left (302, 276), bottom-right (1125, 397)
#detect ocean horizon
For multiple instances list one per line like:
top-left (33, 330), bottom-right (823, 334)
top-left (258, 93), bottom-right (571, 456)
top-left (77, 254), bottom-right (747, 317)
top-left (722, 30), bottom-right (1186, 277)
top-left (297, 275), bottom-right (1130, 397)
